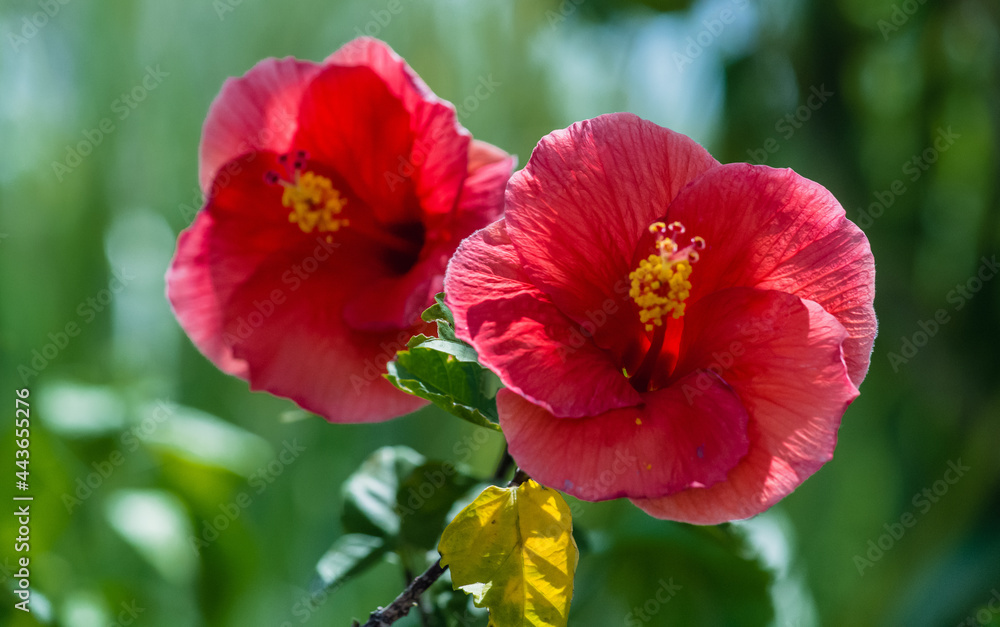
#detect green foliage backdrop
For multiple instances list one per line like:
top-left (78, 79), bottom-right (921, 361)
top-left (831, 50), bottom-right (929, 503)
top-left (0, 0), bottom-right (998, 625)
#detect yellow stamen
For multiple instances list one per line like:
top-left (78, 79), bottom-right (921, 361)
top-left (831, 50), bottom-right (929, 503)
top-left (282, 171), bottom-right (350, 235)
top-left (628, 220), bottom-right (704, 331)
top-left (628, 254), bottom-right (693, 331)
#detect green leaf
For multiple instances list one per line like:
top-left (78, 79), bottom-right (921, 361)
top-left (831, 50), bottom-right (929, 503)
top-left (397, 461), bottom-right (480, 550)
top-left (342, 447), bottom-right (481, 555)
top-left (421, 292), bottom-right (459, 342)
top-left (386, 334), bottom-right (502, 432)
top-left (309, 533), bottom-right (390, 604)
top-left (386, 293), bottom-right (503, 431)
top-left (439, 480), bottom-right (579, 627)
top-left (341, 446), bottom-right (426, 539)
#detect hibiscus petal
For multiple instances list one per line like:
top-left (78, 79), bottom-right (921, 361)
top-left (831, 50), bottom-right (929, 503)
top-left (226, 266), bottom-right (432, 423)
top-left (442, 141), bottom-right (516, 238)
top-left (166, 210), bottom-right (249, 378)
top-left (199, 57), bottom-right (320, 194)
top-left (342, 254), bottom-right (445, 332)
top-left (503, 112), bottom-right (719, 355)
top-left (325, 36), bottom-right (438, 108)
top-left (497, 373), bottom-right (749, 501)
top-left (444, 220), bottom-right (642, 417)
top-left (323, 37), bottom-right (471, 220)
top-left (201, 153), bottom-right (428, 422)
top-left (343, 141), bottom-right (515, 332)
top-left (292, 65), bottom-right (418, 226)
top-left (633, 287), bottom-right (859, 524)
top-left (665, 163), bottom-right (877, 386)
top-left (467, 139), bottom-right (513, 173)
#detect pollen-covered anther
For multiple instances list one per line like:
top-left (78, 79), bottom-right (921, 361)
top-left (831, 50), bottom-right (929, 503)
top-left (628, 221), bottom-right (705, 331)
top-left (266, 151), bottom-right (350, 237)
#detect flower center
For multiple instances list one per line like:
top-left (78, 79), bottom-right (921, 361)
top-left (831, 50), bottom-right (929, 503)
top-left (265, 151), bottom-right (422, 257)
top-left (628, 221), bottom-right (705, 331)
top-left (266, 151), bottom-right (349, 243)
top-left (625, 221), bottom-right (706, 392)
top-left (283, 171), bottom-right (349, 234)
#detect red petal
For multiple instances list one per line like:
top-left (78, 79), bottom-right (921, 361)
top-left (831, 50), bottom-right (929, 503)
top-left (342, 254), bottom-right (445, 332)
top-left (497, 373), bottom-right (749, 501)
top-left (343, 140), bottom-right (515, 332)
top-left (166, 211), bottom-right (249, 378)
top-left (226, 270), bottom-right (431, 423)
top-left (446, 140), bottom-right (516, 234)
top-left (633, 287), bottom-right (859, 523)
top-left (292, 65), bottom-right (418, 226)
top-left (326, 37), bottom-right (438, 108)
top-left (444, 220), bottom-right (642, 417)
top-left (504, 112), bottom-right (719, 356)
top-left (196, 153), bottom-right (427, 422)
top-left (318, 38), bottom-right (471, 219)
top-left (199, 57), bottom-right (320, 194)
top-left (467, 139), bottom-right (514, 173)
top-left (666, 163), bottom-right (877, 386)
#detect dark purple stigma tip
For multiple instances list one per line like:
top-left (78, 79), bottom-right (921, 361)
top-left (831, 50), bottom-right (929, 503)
top-left (264, 171), bottom-right (280, 184)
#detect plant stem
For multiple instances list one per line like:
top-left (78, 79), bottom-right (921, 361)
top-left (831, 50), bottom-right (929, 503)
top-left (359, 560), bottom-right (447, 627)
top-left (508, 468), bottom-right (530, 487)
top-left (357, 468), bottom-right (532, 626)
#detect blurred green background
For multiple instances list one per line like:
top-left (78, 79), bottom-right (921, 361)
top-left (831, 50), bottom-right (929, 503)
top-left (1, 0), bottom-right (999, 625)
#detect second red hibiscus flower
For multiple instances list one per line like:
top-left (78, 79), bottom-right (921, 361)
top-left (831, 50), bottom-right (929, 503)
top-left (444, 112), bottom-right (876, 524)
top-left (167, 38), bottom-right (515, 423)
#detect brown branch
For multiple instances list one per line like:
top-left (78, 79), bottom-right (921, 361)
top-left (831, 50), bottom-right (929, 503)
top-left (508, 467), bottom-right (530, 487)
top-left (356, 468), bottom-right (532, 626)
top-left (359, 559), bottom-right (447, 627)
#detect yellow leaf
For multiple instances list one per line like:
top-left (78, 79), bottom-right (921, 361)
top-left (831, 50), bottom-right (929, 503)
top-left (439, 480), bottom-right (578, 627)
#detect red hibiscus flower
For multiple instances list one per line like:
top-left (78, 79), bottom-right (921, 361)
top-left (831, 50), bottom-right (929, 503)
top-left (445, 113), bottom-right (876, 524)
top-left (167, 38), bottom-right (514, 423)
